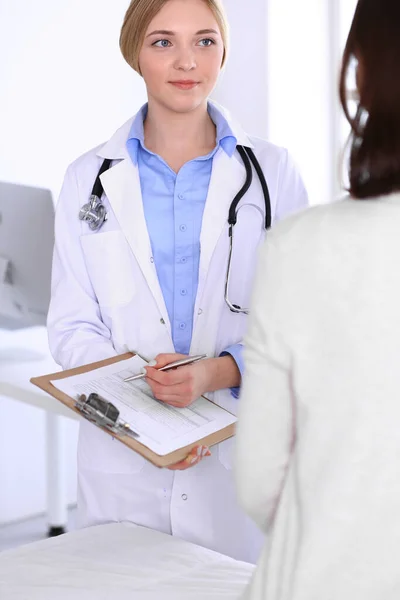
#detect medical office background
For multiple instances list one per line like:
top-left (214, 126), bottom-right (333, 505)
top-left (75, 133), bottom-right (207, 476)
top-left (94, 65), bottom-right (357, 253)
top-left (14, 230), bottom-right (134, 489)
top-left (0, 0), bottom-right (357, 531)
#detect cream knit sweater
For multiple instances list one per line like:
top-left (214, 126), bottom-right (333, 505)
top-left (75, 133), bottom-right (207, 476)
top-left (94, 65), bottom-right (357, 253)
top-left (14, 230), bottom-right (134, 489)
top-left (236, 193), bottom-right (400, 600)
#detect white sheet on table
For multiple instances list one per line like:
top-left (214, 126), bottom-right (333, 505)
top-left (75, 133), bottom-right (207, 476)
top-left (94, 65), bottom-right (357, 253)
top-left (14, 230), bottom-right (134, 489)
top-left (0, 523), bottom-right (254, 600)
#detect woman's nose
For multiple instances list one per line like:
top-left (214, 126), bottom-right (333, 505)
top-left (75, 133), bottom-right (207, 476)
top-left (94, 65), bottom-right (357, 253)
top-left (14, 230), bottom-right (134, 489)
top-left (174, 47), bottom-right (197, 71)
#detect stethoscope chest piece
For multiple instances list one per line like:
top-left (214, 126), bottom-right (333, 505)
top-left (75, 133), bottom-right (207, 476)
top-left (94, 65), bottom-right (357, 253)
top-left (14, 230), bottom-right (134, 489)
top-left (79, 194), bottom-right (108, 231)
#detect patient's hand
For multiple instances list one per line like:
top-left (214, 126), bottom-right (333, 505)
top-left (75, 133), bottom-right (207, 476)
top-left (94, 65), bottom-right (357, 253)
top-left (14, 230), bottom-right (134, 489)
top-left (168, 445), bottom-right (211, 471)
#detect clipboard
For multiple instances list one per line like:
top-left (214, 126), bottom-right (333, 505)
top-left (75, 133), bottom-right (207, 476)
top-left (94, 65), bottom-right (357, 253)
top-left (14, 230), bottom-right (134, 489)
top-left (30, 353), bottom-right (236, 468)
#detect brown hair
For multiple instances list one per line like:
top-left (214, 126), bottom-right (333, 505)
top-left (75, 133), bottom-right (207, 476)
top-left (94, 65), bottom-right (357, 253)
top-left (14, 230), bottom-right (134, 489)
top-left (339, 0), bottom-right (400, 199)
top-left (120, 0), bottom-right (229, 75)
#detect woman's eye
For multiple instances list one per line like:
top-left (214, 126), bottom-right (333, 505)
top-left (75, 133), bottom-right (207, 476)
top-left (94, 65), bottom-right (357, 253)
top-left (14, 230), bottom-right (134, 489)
top-left (198, 38), bottom-right (215, 47)
top-left (153, 39), bottom-right (171, 48)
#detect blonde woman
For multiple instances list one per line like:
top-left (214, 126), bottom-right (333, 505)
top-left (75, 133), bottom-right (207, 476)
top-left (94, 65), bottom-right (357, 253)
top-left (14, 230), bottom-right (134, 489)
top-left (48, 0), bottom-right (307, 563)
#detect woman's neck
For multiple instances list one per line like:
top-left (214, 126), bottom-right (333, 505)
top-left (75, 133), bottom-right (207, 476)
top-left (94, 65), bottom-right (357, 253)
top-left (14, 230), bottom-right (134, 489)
top-left (143, 100), bottom-right (217, 172)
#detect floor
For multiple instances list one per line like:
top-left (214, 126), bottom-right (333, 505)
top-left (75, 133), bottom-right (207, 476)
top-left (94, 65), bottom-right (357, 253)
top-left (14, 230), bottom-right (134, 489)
top-left (0, 507), bottom-right (77, 553)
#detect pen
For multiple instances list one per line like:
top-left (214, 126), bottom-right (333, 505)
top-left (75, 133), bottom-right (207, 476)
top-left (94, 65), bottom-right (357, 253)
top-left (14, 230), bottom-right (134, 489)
top-left (124, 354), bottom-right (208, 382)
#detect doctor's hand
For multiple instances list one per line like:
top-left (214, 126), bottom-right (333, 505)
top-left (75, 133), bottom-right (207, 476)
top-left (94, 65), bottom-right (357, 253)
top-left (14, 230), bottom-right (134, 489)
top-left (167, 445), bottom-right (212, 471)
top-left (143, 353), bottom-right (240, 408)
top-left (143, 353), bottom-right (239, 470)
top-left (143, 353), bottom-right (210, 408)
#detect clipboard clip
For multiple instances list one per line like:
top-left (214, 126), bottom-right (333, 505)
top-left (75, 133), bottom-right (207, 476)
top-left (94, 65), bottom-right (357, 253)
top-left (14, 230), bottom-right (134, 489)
top-left (75, 393), bottom-right (139, 439)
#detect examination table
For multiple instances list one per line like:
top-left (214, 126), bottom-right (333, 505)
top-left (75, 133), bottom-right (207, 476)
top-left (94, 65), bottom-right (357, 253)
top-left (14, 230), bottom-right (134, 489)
top-left (0, 522), bottom-right (254, 599)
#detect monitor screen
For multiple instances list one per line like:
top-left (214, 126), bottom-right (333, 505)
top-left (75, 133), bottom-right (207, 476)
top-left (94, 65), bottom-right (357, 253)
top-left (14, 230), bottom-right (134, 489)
top-left (0, 182), bottom-right (55, 330)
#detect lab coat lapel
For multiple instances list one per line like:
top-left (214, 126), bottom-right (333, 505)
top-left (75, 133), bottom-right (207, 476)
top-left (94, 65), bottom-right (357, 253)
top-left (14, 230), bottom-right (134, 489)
top-left (196, 149), bottom-right (247, 313)
top-left (100, 159), bottom-right (171, 331)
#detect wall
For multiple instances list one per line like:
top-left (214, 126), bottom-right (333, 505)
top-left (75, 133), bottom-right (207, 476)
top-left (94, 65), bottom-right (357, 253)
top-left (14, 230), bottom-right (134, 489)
top-left (266, 0), bottom-right (335, 206)
top-left (213, 0), bottom-right (269, 139)
top-left (0, 0), bottom-right (144, 198)
top-left (215, 0), bottom-right (341, 207)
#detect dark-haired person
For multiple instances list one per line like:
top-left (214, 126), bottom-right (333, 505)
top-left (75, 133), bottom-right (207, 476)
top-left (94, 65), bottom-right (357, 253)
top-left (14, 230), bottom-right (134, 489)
top-left (235, 0), bottom-right (400, 597)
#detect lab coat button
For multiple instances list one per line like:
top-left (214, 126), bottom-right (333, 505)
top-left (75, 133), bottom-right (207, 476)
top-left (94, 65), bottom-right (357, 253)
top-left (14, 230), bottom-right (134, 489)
top-left (198, 308), bottom-right (203, 315)
top-left (181, 494), bottom-right (188, 501)
top-left (150, 256), bottom-right (154, 263)
top-left (160, 318), bottom-right (165, 325)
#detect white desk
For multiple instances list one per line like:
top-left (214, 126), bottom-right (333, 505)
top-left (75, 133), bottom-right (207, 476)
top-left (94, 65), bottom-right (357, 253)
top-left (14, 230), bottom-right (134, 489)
top-left (0, 327), bottom-right (78, 535)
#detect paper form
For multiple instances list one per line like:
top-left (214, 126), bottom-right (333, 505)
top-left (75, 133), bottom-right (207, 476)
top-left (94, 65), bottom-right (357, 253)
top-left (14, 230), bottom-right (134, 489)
top-left (51, 355), bottom-right (236, 456)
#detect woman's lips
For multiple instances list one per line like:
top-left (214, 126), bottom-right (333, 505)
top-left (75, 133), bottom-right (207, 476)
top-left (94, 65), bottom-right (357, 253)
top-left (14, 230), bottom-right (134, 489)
top-left (169, 81), bottom-right (199, 90)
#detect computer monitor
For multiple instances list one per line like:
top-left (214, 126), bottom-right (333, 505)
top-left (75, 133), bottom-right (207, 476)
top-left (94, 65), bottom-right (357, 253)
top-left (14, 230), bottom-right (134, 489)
top-left (0, 182), bottom-right (55, 330)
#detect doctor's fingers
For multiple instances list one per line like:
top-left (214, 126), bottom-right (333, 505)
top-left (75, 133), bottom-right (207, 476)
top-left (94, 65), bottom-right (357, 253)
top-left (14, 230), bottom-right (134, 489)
top-left (168, 446), bottom-right (212, 471)
top-left (147, 382), bottom-right (196, 407)
top-left (145, 365), bottom-right (193, 387)
top-left (157, 397), bottom-right (194, 408)
top-left (153, 353), bottom-right (187, 368)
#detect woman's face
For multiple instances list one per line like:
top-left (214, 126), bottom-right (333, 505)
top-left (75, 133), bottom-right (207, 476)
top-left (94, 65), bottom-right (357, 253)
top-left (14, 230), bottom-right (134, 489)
top-left (139, 0), bottom-right (225, 114)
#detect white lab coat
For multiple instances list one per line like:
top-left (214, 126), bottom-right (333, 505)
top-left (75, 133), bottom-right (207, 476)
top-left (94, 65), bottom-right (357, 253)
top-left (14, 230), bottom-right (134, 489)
top-left (236, 193), bottom-right (400, 596)
top-left (47, 103), bottom-right (308, 564)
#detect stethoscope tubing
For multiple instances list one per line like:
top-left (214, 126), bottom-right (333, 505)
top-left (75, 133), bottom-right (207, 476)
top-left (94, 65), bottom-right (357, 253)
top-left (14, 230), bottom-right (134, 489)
top-left (81, 145), bottom-right (271, 314)
top-left (87, 145), bottom-right (271, 230)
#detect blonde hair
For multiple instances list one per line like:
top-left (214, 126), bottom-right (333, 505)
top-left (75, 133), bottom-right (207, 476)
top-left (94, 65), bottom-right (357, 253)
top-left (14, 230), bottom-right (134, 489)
top-left (120, 0), bottom-right (229, 75)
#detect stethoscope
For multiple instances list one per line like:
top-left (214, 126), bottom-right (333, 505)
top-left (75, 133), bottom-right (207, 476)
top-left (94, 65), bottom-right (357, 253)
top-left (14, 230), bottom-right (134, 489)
top-left (79, 145), bottom-right (271, 315)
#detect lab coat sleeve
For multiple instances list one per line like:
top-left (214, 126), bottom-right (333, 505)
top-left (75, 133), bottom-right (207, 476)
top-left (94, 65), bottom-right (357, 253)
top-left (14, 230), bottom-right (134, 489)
top-left (220, 343), bottom-right (244, 399)
top-left (235, 236), bottom-right (294, 532)
top-left (47, 164), bottom-right (118, 370)
top-left (275, 149), bottom-right (309, 223)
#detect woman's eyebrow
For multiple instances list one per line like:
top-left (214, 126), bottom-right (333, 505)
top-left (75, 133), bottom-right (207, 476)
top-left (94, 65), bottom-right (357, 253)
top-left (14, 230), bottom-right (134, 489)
top-left (146, 30), bottom-right (175, 37)
top-left (146, 28), bottom-right (219, 38)
top-left (196, 29), bottom-right (219, 35)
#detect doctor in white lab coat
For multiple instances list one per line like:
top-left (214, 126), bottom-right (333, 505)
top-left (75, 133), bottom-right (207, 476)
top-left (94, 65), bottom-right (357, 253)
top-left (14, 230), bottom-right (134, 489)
top-left (47, 0), bottom-right (307, 564)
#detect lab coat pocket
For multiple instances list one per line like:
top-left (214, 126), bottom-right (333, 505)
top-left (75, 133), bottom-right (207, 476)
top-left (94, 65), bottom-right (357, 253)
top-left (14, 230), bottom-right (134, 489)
top-left (81, 230), bottom-right (135, 307)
